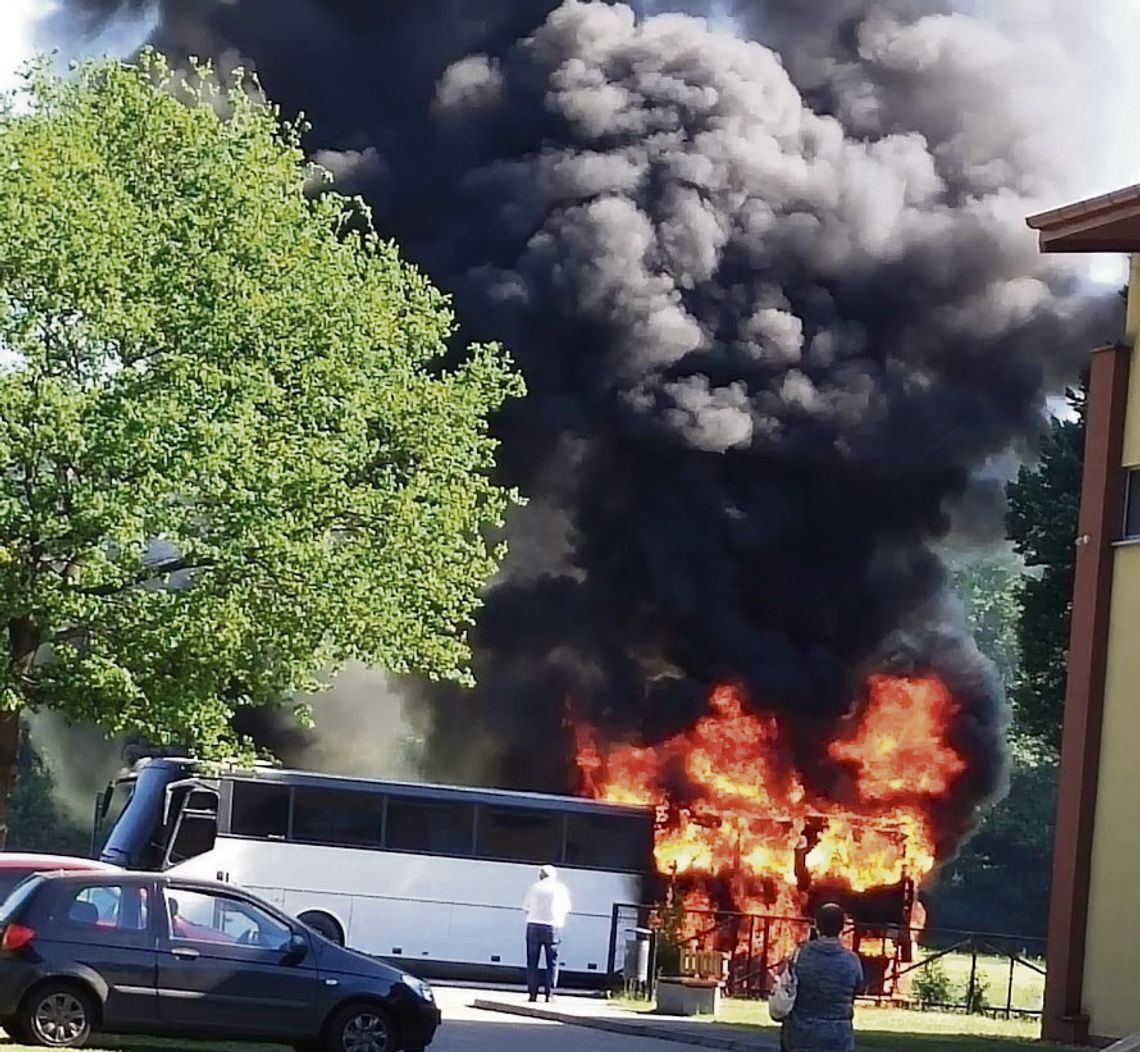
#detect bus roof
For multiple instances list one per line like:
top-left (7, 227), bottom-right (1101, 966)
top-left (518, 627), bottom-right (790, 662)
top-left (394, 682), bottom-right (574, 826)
top-left (243, 766), bottom-right (653, 818)
top-left (123, 755), bottom-right (654, 818)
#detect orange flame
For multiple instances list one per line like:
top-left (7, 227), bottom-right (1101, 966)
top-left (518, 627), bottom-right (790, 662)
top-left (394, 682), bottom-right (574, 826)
top-left (829, 675), bottom-right (966, 802)
top-left (574, 674), bottom-right (965, 973)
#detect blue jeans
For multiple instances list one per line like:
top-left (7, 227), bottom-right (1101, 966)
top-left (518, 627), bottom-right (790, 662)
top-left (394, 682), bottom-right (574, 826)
top-left (525, 923), bottom-right (560, 998)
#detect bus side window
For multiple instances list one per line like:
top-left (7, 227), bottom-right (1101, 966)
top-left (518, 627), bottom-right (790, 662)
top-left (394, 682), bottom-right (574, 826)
top-left (385, 799), bottom-right (475, 855)
top-left (476, 807), bottom-right (563, 865)
top-left (564, 813), bottom-right (653, 871)
top-left (230, 782), bottom-right (289, 840)
top-left (293, 787), bottom-right (383, 848)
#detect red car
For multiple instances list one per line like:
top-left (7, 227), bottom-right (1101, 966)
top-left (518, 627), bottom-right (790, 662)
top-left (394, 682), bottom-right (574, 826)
top-left (0, 853), bottom-right (118, 904)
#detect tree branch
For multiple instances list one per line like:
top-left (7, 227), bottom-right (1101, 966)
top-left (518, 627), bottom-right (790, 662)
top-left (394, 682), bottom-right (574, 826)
top-left (69, 557), bottom-right (217, 598)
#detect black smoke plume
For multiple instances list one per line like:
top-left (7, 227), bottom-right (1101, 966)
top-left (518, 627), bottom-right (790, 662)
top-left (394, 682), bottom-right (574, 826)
top-left (60, 0), bottom-right (1113, 856)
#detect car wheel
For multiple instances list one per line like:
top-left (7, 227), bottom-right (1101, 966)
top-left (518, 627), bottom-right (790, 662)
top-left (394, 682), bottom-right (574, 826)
top-left (326, 1003), bottom-right (396, 1052)
top-left (20, 983), bottom-right (94, 1047)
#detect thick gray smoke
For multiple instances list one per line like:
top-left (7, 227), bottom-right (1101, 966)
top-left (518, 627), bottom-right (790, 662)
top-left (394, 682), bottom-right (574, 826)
top-left (241, 665), bottom-right (427, 781)
top-left (25, 713), bottom-right (123, 828)
top-left (46, 1), bottom-right (1116, 855)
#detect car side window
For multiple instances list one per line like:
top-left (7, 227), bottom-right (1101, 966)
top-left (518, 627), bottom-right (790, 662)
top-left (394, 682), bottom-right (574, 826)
top-left (45, 884), bottom-right (150, 942)
top-left (165, 888), bottom-right (292, 951)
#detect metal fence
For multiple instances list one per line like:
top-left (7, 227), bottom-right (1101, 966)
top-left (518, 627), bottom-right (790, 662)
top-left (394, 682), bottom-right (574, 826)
top-left (607, 902), bottom-right (1046, 1019)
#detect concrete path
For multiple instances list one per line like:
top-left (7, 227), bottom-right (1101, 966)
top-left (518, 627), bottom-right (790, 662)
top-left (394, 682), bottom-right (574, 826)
top-left (471, 992), bottom-right (781, 1051)
top-left (433, 987), bottom-right (735, 1052)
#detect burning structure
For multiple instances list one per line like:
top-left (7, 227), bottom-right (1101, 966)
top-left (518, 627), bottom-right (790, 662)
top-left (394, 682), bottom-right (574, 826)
top-left (58, 0), bottom-right (1115, 989)
top-left (576, 676), bottom-right (965, 989)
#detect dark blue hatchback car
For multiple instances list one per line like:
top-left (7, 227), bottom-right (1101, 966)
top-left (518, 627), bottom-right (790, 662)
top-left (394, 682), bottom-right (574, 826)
top-left (0, 872), bottom-right (440, 1050)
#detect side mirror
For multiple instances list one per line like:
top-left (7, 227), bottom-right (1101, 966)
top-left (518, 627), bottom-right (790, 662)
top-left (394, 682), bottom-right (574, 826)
top-left (283, 932), bottom-right (309, 965)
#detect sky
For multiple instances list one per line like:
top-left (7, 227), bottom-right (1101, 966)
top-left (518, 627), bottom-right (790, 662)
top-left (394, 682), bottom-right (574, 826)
top-left (0, 0), bottom-right (156, 94)
top-left (0, 0), bottom-right (1137, 284)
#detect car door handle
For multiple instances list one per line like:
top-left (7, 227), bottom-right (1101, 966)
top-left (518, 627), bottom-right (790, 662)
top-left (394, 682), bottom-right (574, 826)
top-left (170, 947), bottom-right (200, 960)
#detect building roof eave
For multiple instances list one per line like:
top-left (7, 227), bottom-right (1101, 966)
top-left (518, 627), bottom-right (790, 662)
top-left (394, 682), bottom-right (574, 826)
top-left (1028, 184), bottom-right (1140, 254)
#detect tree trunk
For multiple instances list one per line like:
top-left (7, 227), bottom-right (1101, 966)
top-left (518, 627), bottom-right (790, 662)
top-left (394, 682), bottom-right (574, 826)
top-left (0, 615), bottom-right (39, 849)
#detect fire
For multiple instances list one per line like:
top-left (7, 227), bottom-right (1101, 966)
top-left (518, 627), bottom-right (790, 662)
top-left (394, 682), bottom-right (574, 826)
top-left (829, 675), bottom-right (966, 801)
top-left (574, 674), bottom-right (966, 977)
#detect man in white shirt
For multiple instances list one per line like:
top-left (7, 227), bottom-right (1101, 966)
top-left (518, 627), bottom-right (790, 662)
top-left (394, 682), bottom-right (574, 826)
top-left (522, 863), bottom-right (572, 1002)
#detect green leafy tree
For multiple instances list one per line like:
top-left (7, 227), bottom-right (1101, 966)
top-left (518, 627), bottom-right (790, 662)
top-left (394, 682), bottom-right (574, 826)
top-left (1006, 381), bottom-right (1086, 756)
top-left (0, 53), bottom-right (523, 844)
top-left (929, 383), bottom-right (1086, 937)
top-left (946, 549), bottom-right (1022, 701)
top-left (929, 549), bottom-right (1056, 938)
top-left (8, 726), bottom-right (89, 856)
top-left (923, 759), bottom-right (1057, 938)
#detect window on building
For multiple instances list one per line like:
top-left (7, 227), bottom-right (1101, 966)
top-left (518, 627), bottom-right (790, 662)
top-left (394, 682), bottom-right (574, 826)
top-left (476, 807), bottom-right (564, 864)
top-left (1125, 469), bottom-right (1140, 540)
top-left (385, 798), bottom-right (474, 855)
top-left (230, 781), bottom-right (289, 839)
top-left (564, 812), bottom-right (653, 871)
top-left (292, 787), bottom-right (384, 848)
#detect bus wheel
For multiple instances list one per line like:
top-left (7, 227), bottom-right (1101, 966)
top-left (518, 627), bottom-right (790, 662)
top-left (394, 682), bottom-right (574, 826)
top-left (299, 910), bottom-right (345, 945)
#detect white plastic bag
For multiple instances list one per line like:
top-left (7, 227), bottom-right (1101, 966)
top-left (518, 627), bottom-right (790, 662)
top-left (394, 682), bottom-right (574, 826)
top-left (768, 950), bottom-right (799, 1022)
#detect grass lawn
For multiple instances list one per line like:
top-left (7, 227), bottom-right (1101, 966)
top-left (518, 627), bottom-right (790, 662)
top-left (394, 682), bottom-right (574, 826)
top-left (615, 1000), bottom-right (1086, 1051)
top-left (731, 1004), bottom-right (1082, 1051)
top-left (915, 950), bottom-right (1046, 1014)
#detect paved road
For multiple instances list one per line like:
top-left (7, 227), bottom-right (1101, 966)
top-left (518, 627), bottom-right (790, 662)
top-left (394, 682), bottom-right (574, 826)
top-left (430, 988), bottom-right (688, 1052)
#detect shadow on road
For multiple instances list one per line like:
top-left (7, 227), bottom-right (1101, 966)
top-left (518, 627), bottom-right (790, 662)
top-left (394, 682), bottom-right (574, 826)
top-left (1, 1016), bottom-right (687, 1052)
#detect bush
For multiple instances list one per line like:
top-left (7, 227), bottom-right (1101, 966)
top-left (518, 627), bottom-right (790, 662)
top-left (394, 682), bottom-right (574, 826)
top-left (964, 970), bottom-right (991, 1014)
top-left (911, 959), bottom-right (953, 1007)
top-left (654, 898), bottom-right (686, 976)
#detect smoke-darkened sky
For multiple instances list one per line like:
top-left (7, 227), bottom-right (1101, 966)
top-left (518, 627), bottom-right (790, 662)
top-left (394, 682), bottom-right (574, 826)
top-left (4, 1), bottom-right (1128, 854)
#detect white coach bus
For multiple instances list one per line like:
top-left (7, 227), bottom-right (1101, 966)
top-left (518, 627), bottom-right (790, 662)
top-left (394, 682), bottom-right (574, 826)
top-left (94, 757), bottom-right (653, 985)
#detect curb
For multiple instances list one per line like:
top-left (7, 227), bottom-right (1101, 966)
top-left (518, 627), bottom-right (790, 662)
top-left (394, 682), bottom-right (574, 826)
top-left (471, 999), bottom-right (777, 1050)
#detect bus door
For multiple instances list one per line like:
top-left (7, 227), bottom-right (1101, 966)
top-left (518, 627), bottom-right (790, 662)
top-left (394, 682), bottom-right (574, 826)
top-left (162, 780), bottom-right (220, 870)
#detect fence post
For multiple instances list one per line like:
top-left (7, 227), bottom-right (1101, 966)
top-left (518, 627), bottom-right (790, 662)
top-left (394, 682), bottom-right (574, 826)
top-left (967, 939), bottom-right (979, 1014)
top-left (746, 914), bottom-right (757, 997)
top-left (649, 927), bottom-right (659, 1001)
top-left (1006, 952), bottom-right (1015, 1020)
top-left (760, 917), bottom-right (772, 998)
